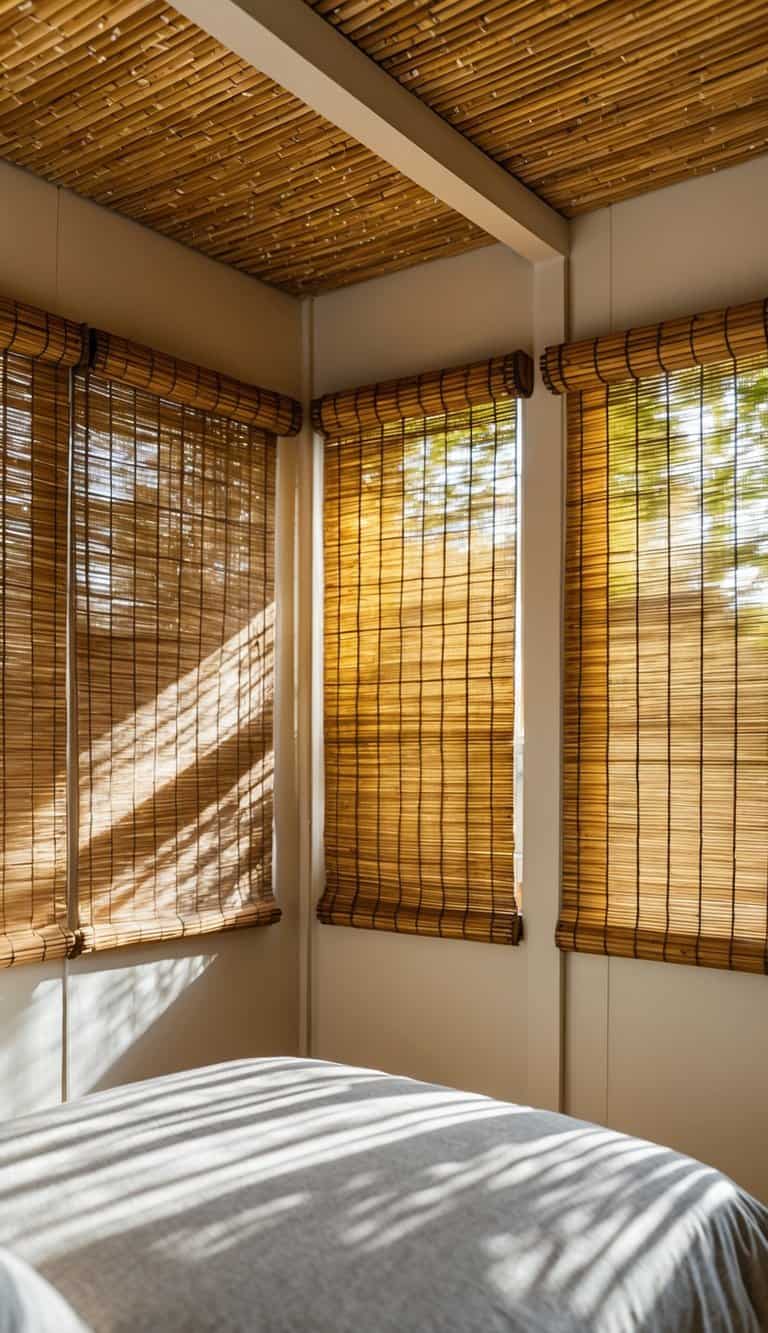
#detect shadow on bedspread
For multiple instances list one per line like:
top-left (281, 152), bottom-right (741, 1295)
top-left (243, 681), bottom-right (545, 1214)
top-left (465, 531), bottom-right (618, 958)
top-left (0, 1058), bottom-right (766, 1332)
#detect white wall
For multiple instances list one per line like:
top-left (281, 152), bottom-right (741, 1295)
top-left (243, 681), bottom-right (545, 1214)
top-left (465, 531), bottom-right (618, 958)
top-left (566, 155), bottom-right (768, 1204)
top-left (0, 160), bottom-right (303, 1119)
top-left (310, 244), bottom-right (534, 1104)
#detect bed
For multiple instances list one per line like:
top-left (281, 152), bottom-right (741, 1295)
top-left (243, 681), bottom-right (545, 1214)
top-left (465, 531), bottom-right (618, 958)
top-left (0, 1058), bottom-right (766, 1332)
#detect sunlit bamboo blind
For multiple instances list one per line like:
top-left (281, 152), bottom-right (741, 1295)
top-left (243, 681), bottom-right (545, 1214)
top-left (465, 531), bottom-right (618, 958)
top-left (0, 311), bottom-right (73, 965)
top-left (544, 297), bottom-right (768, 973)
top-left (0, 294), bottom-right (298, 967)
top-left (73, 368), bottom-right (280, 951)
top-left (316, 353), bottom-right (532, 944)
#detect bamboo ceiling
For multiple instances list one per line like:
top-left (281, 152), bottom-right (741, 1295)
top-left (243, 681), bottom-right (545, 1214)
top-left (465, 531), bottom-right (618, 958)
top-left (305, 0), bottom-right (768, 216)
top-left (1, 1), bottom-right (767, 295)
top-left (0, 0), bottom-right (487, 295)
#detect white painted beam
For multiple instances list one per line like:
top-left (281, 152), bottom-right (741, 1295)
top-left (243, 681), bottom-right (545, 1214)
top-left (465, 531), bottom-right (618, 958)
top-left (172, 0), bottom-right (569, 264)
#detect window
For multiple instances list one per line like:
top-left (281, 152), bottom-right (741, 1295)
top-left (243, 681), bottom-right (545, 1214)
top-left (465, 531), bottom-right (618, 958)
top-left (544, 298), bottom-right (768, 973)
top-left (315, 353), bottom-right (532, 944)
top-left (0, 297), bottom-right (301, 969)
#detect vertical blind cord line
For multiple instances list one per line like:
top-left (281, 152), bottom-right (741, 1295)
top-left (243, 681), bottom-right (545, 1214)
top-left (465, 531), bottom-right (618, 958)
top-left (573, 396), bottom-right (584, 953)
top-left (174, 407), bottom-right (186, 932)
top-left (664, 371), bottom-right (672, 963)
top-left (697, 363), bottom-right (705, 967)
top-left (373, 413), bottom-right (385, 930)
top-left (132, 386), bottom-right (139, 917)
top-left (730, 357), bottom-right (739, 969)
top-left (153, 395), bottom-right (161, 924)
top-left (462, 403), bottom-right (475, 938)
top-left (83, 375), bottom-right (94, 933)
top-left (633, 377), bottom-right (641, 960)
top-left (195, 416), bottom-right (207, 922)
top-left (415, 415), bottom-right (429, 934)
top-left (1, 357), bottom-right (9, 964)
top-left (603, 384), bottom-right (611, 956)
top-left (65, 366), bottom-right (80, 951)
top-left (396, 419), bottom-right (406, 934)
top-left (438, 396), bottom-right (449, 937)
top-left (350, 417), bottom-right (364, 926)
top-left (487, 400), bottom-right (499, 940)
top-left (108, 381), bottom-right (116, 930)
top-left (30, 361), bottom-right (37, 950)
top-left (329, 434), bottom-right (341, 924)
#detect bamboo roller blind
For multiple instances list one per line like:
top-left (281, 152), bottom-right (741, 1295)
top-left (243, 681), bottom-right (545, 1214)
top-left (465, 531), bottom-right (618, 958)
top-left (0, 296), bottom-right (298, 966)
top-left (73, 374), bottom-right (279, 951)
top-left (316, 354), bottom-right (532, 945)
top-left (544, 297), bottom-right (768, 974)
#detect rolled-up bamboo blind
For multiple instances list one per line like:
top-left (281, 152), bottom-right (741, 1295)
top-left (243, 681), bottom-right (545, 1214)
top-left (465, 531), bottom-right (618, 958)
top-left (541, 297), bottom-right (768, 394)
top-left (90, 330), bottom-right (303, 436)
top-left (0, 296), bottom-right (84, 368)
top-left (0, 350), bottom-right (70, 967)
top-left (548, 299), bottom-right (768, 974)
top-left (316, 352), bottom-right (531, 944)
top-left (312, 352), bottom-right (533, 436)
top-left (73, 372), bottom-right (279, 951)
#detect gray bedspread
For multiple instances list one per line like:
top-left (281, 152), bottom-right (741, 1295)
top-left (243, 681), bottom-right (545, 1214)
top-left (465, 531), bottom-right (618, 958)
top-left (0, 1058), bottom-right (766, 1332)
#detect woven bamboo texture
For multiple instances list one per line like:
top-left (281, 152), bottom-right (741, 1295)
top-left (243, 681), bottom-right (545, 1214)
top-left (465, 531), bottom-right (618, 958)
top-left (0, 296), bottom-right (84, 367)
top-left (542, 298), bottom-right (768, 394)
top-left (73, 370), bottom-right (280, 952)
top-left (0, 1), bottom-right (487, 295)
top-left (319, 355), bottom-right (522, 945)
top-left (312, 350), bottom-right (533, 435)
top-left (306, 0), bottom-right (768, 216)
top-left (560, 334), bottom-right (768, 973)
top-left (0, 350), bottom-right (71, 967)
top-left (90, 330), bottom-right (302, 434)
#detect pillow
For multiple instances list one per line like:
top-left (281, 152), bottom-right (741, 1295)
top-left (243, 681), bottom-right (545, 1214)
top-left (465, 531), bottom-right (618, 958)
top-left (0, 1248), bottom-right (91, 1333)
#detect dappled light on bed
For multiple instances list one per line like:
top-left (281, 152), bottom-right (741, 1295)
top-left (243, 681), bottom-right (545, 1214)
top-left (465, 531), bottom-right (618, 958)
top-left (0, 1059), bottom-right (766, 1331)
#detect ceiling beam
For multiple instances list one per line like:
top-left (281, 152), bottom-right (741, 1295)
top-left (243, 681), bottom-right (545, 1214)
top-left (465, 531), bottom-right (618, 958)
top-left (172, 0), bottom-right (569, 264)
